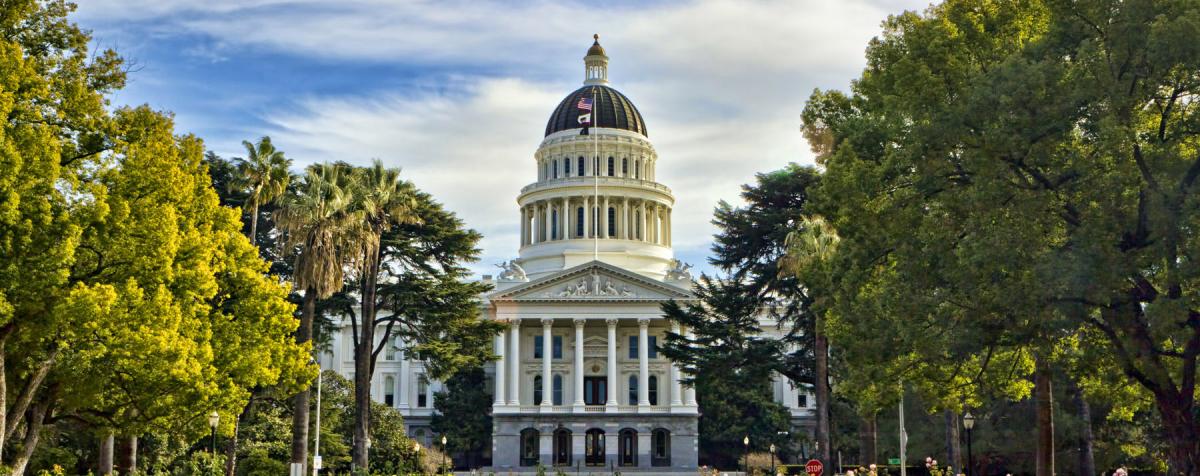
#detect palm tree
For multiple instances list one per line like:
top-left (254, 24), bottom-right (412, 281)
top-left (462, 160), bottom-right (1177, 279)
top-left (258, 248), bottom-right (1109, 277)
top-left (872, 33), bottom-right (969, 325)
top-left (779, 215), bottom-right (840, 468)
top-left (275, 163), bottom-right (361, 474)
top-left (233, 136), bottom-right (292, 244)
top-left (347, 160), bottom-right (420, 469)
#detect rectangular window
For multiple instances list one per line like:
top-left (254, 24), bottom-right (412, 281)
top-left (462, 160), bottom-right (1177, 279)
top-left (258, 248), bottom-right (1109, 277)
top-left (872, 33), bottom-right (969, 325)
top-left (417, 375), bottom-right (428, 408)
top-left (798, 393), bottom-right (808, 407)
top-left (577, 157), bottom-right (585, 176)
top-left (553, 335), bottom-right (563, 359)
top-left (649, 336), bottom-right (658, 359)
top-left (628, 335), bottom-right (637, 359)
top-left (535, 335), bottom-right (544, 359)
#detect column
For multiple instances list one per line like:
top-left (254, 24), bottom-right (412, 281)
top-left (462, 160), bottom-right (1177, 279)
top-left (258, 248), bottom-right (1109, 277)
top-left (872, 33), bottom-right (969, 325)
top-left (664, 209), bottom-right (671, 246)
top-left (606, 318), bottom-right (618, 411)
top-left (637, 319), bottom-right (650, 407)
top-left (622, 199), bottom-right (630, 239)
top-left (562, 197), bottom-right (570, 240)
top-left (541, 319), bottom-right (553, 408)
top-left (639, 201), bottom-right (647, 242)
top-left (601, 196), bottom-right (610, 239)
top-left (399, 351), bottom-right (412, 409)
top-left (494, 328), bottom-right (506, 407)
top-left (544, 202), bottom-right (552, 242)
top-left (508, 319), bottom-right (521, 406)
top-left (684, 328), bottom-right (697, 406)
top-left (520, 207), bottom-right (526, 246)
top-left (582, 196), bottom-right (590, 238)
top-left (574, 319), bottom-right (586, 408)
top-left (670, 323), bottom-right (683, 407)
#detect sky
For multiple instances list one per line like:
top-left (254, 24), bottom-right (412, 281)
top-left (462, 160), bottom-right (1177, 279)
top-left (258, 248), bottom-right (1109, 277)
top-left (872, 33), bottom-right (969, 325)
top-left (72, 0), bottom-right (932, 278)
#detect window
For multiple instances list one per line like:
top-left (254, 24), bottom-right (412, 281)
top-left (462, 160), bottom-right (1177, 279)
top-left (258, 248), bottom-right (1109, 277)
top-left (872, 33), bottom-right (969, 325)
top-left (534, 335), bottom-right (544, 359)
top-left (619, 429), bottom-right (638, 466)
top-left (628, 336), bottom-right (638, 359)
top-left (649, 375), bottom-right (658, 406)
top-left (608, 207), bottom-right (616, 237)
top-left (577, 157), bottom-right (585, 176)
top-left (564, 158), bottom-right (571, 175)
top-left (553, 160), bottom-right (559, 179)
top-left (576, 207), bottom-right (585, 237)
top-left (534, 375), bottom-right (543, 405)
top-left (553, 335), bottom-right (563, 359)
top-left (554, 428), bottom-right (572, 466)
top-left (608, 157), bottom-right (615, 176)
top-left (553, 374), bottom-right (563, 405)
top-left (521, 429), bottom-right (540, 466)
top-left (536, 335), bottom-right (563, 359)
top-left (551, 210), bottom-right (558, 240)
top-left (384, 375), bottom-right (395, 406)
top-left (584, 377), bottom-right (607, 405)
top-left (651, 429), bottom-right (671, 466)
top-left (585, 429), bottom-right (606, 466)
top-left (622, 158), bottom-right (628, 175)
top-left (798, 393), bottom-right (808, 407)
top-left (544, 162), bottom-right (549, 180)
top-left (417, 375), bottom-right (428, 408)
top-left (649, 336), bottom-right (658, 358)
top-left (385, 339), bottom-right (397, 360)
top-left (594, 156), bottom-right (600, 176)
top-left (628, 375), bottom-right (638, 405)
top-left (635, 211), bottom-right (641, 239)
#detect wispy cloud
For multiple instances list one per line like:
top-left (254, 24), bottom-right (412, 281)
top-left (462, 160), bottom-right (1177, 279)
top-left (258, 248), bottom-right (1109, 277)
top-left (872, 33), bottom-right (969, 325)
top-left (75, 0), bottom-right (933, 276)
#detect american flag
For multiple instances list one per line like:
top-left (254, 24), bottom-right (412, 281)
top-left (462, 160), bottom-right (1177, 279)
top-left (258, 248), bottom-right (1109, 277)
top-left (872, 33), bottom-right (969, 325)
top-left (577, 97), bottom-right (593, 111)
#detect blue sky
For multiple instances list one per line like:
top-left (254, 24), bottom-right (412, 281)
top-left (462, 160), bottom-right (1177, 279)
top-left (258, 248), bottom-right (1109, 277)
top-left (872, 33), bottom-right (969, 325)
top-left (73, 0), bottom-right (932, 277)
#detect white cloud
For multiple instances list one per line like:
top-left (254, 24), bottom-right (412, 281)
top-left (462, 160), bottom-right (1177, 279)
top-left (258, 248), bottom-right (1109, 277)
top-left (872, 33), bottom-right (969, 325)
top-left (75, 0), bottom-right (934, 276)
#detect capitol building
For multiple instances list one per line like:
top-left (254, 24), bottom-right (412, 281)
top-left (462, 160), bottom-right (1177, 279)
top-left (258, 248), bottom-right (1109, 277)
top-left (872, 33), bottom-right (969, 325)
top-left (322, 37), bottom-right (813, 472)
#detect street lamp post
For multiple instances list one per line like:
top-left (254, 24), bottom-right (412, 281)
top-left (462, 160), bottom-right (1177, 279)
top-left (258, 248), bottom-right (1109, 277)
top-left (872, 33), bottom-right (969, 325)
top-left (441, 435), bottom-right (448, 474)
top-left (770, 444), bottom-right (777, 476)
top-left (208, 411), bottom-right (220, 476)
top-left (743, 436), bottom-right (750, 476)
top-left (962, 412), bottom-right (975, 476)
top-left (414, 441), bottom-right (423, 475)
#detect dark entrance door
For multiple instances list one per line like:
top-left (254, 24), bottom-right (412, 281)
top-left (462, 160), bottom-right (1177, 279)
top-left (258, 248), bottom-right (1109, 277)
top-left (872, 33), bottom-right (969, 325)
top-left (554, 429), bottom-right (571, 466)
top-left (585, 429), bottom-right (606, 466)
top-left (584, 377), bottom-right (607, 405)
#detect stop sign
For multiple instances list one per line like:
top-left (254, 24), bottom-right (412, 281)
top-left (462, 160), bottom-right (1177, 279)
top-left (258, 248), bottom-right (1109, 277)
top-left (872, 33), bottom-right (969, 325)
top-left (805, 459), bottom-right (824, 476)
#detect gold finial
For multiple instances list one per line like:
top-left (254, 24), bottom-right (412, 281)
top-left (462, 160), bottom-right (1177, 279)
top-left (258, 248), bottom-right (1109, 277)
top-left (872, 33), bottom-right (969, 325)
top-left (594, 33), bottom-right (599, 42)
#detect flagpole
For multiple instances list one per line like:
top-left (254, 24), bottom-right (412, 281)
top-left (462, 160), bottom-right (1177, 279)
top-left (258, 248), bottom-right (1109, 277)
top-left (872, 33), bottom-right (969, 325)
top-left (591, 88), bottom-right (599, 261)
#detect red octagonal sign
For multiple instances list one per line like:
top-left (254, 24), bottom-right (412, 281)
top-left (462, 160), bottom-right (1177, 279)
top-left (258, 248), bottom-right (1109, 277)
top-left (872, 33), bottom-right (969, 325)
top-left (805, 459), bottom-right (824, 476)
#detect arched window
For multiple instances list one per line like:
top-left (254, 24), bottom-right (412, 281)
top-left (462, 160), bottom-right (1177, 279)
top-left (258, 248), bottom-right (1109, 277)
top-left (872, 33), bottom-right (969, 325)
top-left (577, 156), bottom-right (585, 176)
top-left (520, 428), bottom-right (540, 466)
top-left (585, 429), bottom-right (605, 466)
top-left (553, 428), bottom-right (572, 466)
top-left (623, 158), bottom-right (629, 175)
top-left (551, 210), bottom-right (558, 240)
top-left (384, 375), bottom-right (395, 406)
top-left (628, 375), bottom-right (638, 405)
top-left (608, 157), bottom-right (615, 176)
top-left (649, 375), bottom-right (658, 406)
top-left (534, 375), bottom-right (543, 405)
top-left (576, 207), bottom-right (585, 237)
top-left (651, 429), bottom-right (671, 466)
top-left (553, 374), bottom-right (563, 405)
top-left (608, 207), bottom-right (616, 237)
top-left (618, 428), bottom-right (638, 467)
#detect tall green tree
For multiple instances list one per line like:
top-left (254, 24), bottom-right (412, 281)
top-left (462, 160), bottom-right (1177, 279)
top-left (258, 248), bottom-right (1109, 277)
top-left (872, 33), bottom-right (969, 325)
top-left (660, 276), bottom-right (792, 468)
top-left (431, 367), bottom-right (492, 469)
top-left (275, 164), bottom-right (361, 474)
top-left (232, 136), bottom-right (292, 244)
top-left (803, 0), bottom-right (1200, 472)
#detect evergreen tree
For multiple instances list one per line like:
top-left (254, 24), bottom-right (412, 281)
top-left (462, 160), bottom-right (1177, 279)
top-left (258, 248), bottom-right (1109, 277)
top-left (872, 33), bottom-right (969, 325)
top-left (431, 367), bottom-right (492, 469)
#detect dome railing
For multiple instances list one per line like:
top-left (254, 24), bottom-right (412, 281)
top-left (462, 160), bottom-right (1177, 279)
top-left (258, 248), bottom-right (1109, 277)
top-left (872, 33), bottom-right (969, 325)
top-left (519, 176), bottom-right (673, 195)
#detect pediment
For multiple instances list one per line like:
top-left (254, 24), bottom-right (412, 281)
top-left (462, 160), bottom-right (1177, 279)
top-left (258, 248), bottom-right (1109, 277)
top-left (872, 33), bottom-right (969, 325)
top-left (488, 261), bottom-right (692, 302)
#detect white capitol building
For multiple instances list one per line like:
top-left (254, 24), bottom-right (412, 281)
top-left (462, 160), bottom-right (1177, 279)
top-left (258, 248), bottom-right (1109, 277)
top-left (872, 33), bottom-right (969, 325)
top-left (321, 37), bottom-right (814, 472)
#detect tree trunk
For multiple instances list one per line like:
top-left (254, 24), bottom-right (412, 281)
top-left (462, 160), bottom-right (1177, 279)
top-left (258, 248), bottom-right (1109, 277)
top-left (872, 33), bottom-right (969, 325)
top-left (226, 399), bottom-right (255, 476)
top-left (5, 349), bottom-right (56, 443)
top-left (1157, 390), bottom-right (1200, 476)
top-left (0, 328), bottom-right (9, 465)
top-left (1072, 382), bottom-right (1095, 476)
top-left (98, 432), bottom-right (115, 475)
top-left (859, 413), bottom-right (876, 466)
top-left (291, 290), bottom-right (316, 475)
top-left (9, 391), bottom-right (52, 476)
top-left (352, 254), bottom-right (381, 469)
top-left (1035, 357), bottom-right (1054, 476)
top-left (814, 331), bottom-right (831, 466)
top-left (118, 435), bottom-right (137, 474)
top-left (248, 202), bottom-right (259, 243)
top-left (945, 410), bottom-right (962, 473)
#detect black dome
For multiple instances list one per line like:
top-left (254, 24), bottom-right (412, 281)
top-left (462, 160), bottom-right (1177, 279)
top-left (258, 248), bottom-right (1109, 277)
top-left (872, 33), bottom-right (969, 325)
top-left (545, 85), bottom-right (647, 137)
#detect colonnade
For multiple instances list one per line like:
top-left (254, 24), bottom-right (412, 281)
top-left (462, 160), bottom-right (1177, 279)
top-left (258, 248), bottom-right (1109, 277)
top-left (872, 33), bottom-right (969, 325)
top-left (520, 196), bottom-right (671, 247)
top-left (492, 318), bottom-right (697, 410)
